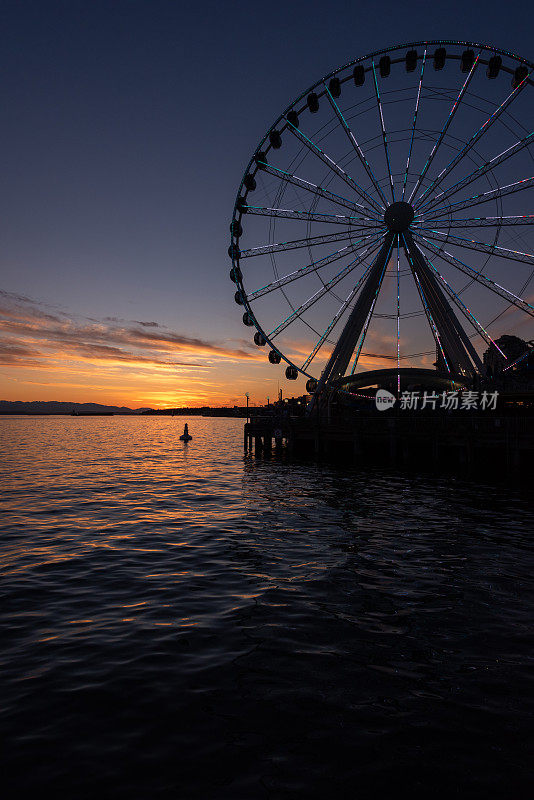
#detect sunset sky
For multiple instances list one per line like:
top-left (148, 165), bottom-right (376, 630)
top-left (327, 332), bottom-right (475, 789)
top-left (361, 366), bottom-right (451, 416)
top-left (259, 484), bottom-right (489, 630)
top-left (1, 0), bottom-right (533, 408)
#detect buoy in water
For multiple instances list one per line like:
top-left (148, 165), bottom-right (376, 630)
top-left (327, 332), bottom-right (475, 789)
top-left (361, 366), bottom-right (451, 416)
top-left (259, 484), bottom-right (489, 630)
top-left (180, 423), bottom-right (192, 442)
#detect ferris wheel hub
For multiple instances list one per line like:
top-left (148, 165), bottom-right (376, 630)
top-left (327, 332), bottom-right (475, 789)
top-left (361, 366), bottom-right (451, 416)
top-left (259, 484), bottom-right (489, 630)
top-left (384, 201), bottom-right (415, 233)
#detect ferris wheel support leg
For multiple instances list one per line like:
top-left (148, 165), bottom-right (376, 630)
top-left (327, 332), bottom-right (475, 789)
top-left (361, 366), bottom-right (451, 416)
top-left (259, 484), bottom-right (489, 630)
top-left (308, 232), bottom-right (395, 412)
top-left (403, 232), bottom-right (482, 378)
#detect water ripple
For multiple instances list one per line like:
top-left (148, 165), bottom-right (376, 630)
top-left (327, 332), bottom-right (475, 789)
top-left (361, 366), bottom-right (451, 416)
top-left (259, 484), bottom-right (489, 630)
top-left (0, 415), bottom-right (532, 798)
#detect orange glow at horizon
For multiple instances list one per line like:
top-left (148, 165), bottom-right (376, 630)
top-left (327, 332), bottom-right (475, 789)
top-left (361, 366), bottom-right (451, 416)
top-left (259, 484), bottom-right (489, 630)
top-left (0, 288), bottom-right (444, 408)
top-left (0, 352), bottom-right (433, 408)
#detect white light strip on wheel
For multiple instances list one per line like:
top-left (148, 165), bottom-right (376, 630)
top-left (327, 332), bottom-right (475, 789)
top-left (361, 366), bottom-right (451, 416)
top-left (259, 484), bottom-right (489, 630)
top-left (414, 234), bottom-right (534, 315)
top-left (408, 52), bottom-right (481, 205)
top-left (415, 130), bottom-right (534, 215)
top-left (323, 83), bottom-right (388, 209)
top-left (402, 48), bottom-right (427, 201)
top-left (268, 238), bottom-right (384, 339)
top-left (414, 65), bottom-right (533, 210)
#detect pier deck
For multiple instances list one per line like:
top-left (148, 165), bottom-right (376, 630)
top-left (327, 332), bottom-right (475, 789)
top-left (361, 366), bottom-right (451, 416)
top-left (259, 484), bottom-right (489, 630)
top-left (244, 413), bottom-right (533, 474)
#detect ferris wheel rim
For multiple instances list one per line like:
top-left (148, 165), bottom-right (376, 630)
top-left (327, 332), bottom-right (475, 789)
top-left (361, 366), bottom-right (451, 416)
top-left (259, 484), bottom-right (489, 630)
top-left (229, 40), bottom-right (534, 385)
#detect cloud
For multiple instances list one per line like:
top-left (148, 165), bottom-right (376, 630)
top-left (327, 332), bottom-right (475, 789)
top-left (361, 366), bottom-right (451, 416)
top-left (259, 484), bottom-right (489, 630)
top-left (103, 316), bottom-right (163, 328)
top-left (0, 290), bottom-right (261, 372)
top-left (0, 289), bottom-right (40, 305)
top-left (0, 338), bottom-right (44, 366)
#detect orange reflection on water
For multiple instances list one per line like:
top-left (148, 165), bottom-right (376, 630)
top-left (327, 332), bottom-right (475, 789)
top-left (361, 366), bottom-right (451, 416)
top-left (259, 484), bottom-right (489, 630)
top-left (0, 415), bottom-right (248, 636)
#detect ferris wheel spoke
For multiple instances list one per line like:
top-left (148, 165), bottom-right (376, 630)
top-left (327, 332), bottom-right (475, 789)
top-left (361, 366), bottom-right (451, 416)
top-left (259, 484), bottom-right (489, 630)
top-left (244, 204), bottom-right (382, 226)
top-left (414, 67), bottom-right (532, 210)
top-left (239, 229), bottom-right (367, 259)
top-left (419, 228), bottom-right (534, 267)
top-left (416, 129), bottom-right (534, 215)
top-left (302, 275), bottom-right (376, 371)
top-left (258, 160), bottom-right (371, 214)
top-left (415, 245), bottom-right (509, 358)
top-left (414, 233), bottom-right (534, 317)
top-left (323, 83), bottom-right (388, 208)
top-left (414, 213), bottom-right (534, 230)
top-left (415, 176), bottom-right (534, 220)
top-left (372, 61), bottom-right (395, 202)
top-left (402, 47), bottom-right (427, 201)
top-left (396, 239), bottom-right (401, 395)
top-left (267, 238), bottom-right (384, 339)
top-left (286, 121), bottom-right (384, 214)
top-left (246, 232), bottom-right (383, 302)
top-left (408, 53), bottom-right (481, 205)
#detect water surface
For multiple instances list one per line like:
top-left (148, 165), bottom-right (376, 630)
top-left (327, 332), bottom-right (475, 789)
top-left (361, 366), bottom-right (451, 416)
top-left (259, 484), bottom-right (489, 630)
top-left (1, 415), bottom-right (532, 797)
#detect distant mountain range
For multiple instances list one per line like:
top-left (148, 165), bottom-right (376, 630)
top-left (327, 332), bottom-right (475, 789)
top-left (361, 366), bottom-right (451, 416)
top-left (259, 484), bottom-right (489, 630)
top-left (0, 401), bottom-right (150, 414)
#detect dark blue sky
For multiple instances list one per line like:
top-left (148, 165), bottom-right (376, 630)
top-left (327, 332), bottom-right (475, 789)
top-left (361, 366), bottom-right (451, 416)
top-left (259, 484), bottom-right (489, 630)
top-left (1, 0), bottom-right (532, 404)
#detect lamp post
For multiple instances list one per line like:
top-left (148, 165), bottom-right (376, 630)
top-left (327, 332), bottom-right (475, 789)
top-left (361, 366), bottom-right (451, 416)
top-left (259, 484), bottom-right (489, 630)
top-left (245, 392), bottom-right (249, 423)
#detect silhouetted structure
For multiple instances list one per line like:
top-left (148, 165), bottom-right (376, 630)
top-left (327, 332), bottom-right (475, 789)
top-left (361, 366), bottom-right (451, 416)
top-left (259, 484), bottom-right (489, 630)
top-left (483, 335), bottom-right (534, 384)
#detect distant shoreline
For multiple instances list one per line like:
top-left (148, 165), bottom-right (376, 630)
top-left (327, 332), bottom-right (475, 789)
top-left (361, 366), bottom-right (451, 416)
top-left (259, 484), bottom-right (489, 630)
top-left (0, 400), bottom-right (272, 417)
top-left (0, 410), bottom-right (251, 417)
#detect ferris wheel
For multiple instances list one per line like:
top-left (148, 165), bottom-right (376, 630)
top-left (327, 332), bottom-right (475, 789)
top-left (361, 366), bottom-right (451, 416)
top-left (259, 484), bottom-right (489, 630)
top-left (229, 40), bottom-right (534, 396)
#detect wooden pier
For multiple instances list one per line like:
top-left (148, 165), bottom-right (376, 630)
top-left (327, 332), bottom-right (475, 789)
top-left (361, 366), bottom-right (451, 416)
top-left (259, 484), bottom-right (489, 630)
top-left (244, 412), bottom-right (533, 475)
